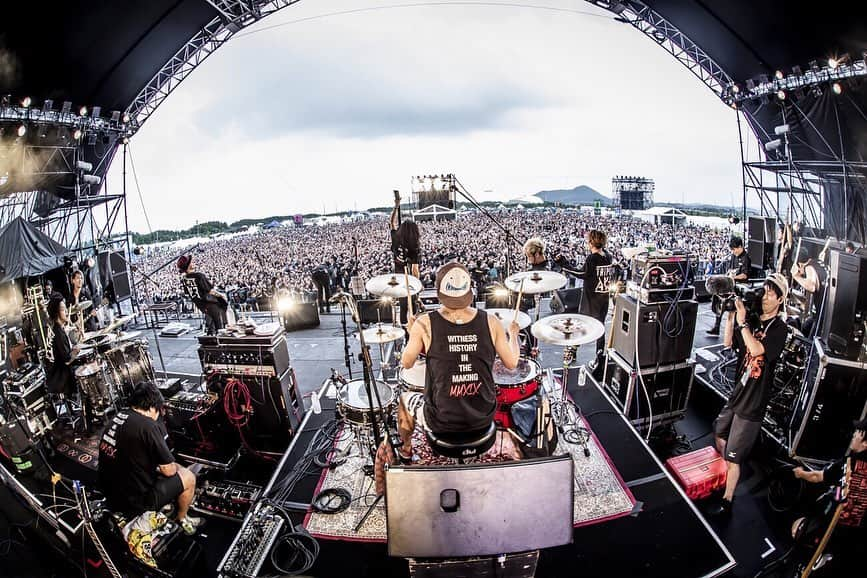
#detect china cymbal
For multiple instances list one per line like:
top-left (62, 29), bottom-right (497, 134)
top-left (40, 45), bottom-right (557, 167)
top-left (531, 314), bottom-right (605, 346)
top-left (356, 323), bottom-right (405, 344)
top-left (504, 271), bottom-right (567, 294)
top-left (484, 308), bottom-right (532, 330)
top-left (365, 274), bottom-right (423, 298)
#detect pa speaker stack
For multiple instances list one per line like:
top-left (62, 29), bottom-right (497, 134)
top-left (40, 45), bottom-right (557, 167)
top-left (550, 288), bottom-right (581, 314)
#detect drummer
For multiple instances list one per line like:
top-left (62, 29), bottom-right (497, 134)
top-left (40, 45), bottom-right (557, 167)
top-left (46, 293), bottom-right (81, 397)
top-left (68, 269), bottom-right (98, 332)
top-left (395, 262), bottom-right (521, 462)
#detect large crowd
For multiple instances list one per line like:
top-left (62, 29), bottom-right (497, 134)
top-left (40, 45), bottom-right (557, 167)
top-left (134, 209), bottom-right (733, 309)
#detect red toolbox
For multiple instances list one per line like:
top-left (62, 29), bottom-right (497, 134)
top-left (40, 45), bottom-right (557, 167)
top-left (665, 446), bottom-right (727, 500)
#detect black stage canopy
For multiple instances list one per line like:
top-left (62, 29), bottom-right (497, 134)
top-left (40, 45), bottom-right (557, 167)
top-left (1, 1), bottom-right (866, 237)
top-left (0, 216), bottom-right (68, 282)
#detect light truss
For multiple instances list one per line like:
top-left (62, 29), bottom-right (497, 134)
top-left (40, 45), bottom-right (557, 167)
top-left (125, 0), bottom-right (302, 132)
top-left (730, 59), bottom-right (867, 103)
top-left (587, 1), bottom-right (734, 101)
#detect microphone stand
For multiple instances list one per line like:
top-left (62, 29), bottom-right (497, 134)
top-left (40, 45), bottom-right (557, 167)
top-left (452, 183), bottom-right (523, 278)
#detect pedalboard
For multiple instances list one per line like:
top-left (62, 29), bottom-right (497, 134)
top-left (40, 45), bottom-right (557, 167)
top-left (192, 480), bottom-right (262, 521)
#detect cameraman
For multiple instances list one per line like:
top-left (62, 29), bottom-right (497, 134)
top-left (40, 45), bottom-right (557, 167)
top-left (791, 418), bottom-right (867, 573)
top-left (709, 273), bottom-right (789, 518)
top-left (707, 236), bottom-right (751, 336)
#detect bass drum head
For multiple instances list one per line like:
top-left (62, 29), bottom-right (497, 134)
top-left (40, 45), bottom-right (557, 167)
top-left (493, 357), bottom-right (540, 386)
top-left (341, 379), bottom-right (394, 410)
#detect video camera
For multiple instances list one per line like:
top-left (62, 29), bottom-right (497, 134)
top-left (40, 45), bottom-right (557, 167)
top-left (706, 275), bottom-right (765, 328)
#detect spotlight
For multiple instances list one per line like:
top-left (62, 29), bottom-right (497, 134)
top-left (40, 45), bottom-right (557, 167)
top-left (42, 99), bottom-right (53, 113)
top-left (76, 160), bottom-right (93, 172)
top-left (79, 105), bottom-right (88, 116)
top-left (776, 90), bottom-right (786, 100)
top-left (122, 137), bottom-right (129, 144)
top-left (73, 129), bottom-right (83, 140)
top-left (122, 112), bottom-right (130, 123)
top-left (21, 96), bottom-right (31, 108)
top-left (731, 83), bottom-right (740, 94)
top-left (832, 82), bottom-right (843, 94)
top-left (133, 246), bottom-right (144, 256)
top-left (17, 124), bottom-right (26, 137)
top-left (85, 256), bottom-right (95, 268)
top-left (764, 139), bottom-right (782, 152)
top-left (82, 175), bottom-right (101, 186)
top-left (728, 215), bottom-right (740, 225)
top-left (775, 70), bottom-right (784, 80)
top-left (277, 297), bottom-right (294, 313)
top-left (828, 57), bottom-right (839, 69)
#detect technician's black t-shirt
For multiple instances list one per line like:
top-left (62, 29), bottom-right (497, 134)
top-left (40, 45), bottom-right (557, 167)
top-left (390, 229), bottom-right (419, 273)
top-left (727, 251), bottom-right (752, 279)
top-left (181, 272), bottom-right (214, 306)
top-left (728, 316), bottom-right (787, 421)
top-left (98, 410), bottom-right (175, 515)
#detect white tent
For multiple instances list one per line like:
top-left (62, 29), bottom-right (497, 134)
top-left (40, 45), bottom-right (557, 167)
top-left (635, 206), bottom-right (688, 226)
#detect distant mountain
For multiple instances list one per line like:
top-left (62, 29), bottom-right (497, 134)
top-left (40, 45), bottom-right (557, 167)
top-left (533, 185), bottom-right (608, 205)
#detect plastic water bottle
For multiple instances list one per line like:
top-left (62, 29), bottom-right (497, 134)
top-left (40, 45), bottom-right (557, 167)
top-left (311, 391), bottom-right (321, 414)
top-left (578, 366), bottom-right (587, 387)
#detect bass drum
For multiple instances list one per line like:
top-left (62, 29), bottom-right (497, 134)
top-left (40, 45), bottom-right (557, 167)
top-left (337, 379), bottom-right (396, 426)
top-left (105, 340), bottom-right (156, 399)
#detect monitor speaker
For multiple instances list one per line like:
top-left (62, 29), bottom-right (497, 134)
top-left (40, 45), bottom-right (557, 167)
top-left (281, 301), bottom-right (320, 331)
top-left (550, 288), bottom-right (581, 314)
top-left (611, 294), bottom-right (697, 367)
top-left (822, 250), bottom-right (867, 359)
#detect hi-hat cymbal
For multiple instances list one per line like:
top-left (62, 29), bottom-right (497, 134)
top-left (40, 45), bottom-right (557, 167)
top-left (365, 274), bottom-right (423, 298)
top-left (504, 271), bottom-right (567, 294)
top-left (484, 308), bottom-right (532, 330)
top-left (531, 314), bottom-right (605, 346)
top-left (70, 299), bottom-right (92, 312)
top-left (356, 323), bottom-right (405, 344)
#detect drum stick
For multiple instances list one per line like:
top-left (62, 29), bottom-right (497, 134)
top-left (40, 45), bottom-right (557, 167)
top-left (513, 279), bottom-right (525, 323)
top-left (404, 266), bottom-right (414, 319)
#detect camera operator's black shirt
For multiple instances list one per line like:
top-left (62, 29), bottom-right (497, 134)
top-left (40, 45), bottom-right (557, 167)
top-left (98, 410), bottom-right (175, 515)
top-left (728, 316), bottom-right (787, 421)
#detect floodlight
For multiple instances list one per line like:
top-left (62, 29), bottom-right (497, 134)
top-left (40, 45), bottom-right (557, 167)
top-left (82, 175), bottom-right (101, 186)
top-left (17, 124), bottom-right (26, 137)
top-left (774, 124), bottom-right (790, 135)
top-left (122, 112), bottom-right (130, 123)
top-left (776, 90), bottom-right (786, 100)
top-left (21, 96), bottom-right (31, 107)
top-left (42, 99), bottom-right (53, 112)
top-left (76, 160), bottom-right (93, 172)
top-left (277, 297), bottom-right (294, 313)
top-left (832, 82), bottom-right (843, 94)
top-left (764, 139), bottom-right (782, 152)
top-left (79, 106), bottom-right (88, 116)
top-left (775, 70), bottom-right (784, 80)
top-left (73, 129), bottom-right (83, 140)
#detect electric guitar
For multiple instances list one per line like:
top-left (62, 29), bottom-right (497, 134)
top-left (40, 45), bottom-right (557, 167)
top-left (393, 189), bottom-right (402, 225)
top-left (799, 459), bottom-right (850, 578)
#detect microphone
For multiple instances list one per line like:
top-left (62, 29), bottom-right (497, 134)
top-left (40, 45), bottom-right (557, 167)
top-left (705, 274), bottom-right (735, 296)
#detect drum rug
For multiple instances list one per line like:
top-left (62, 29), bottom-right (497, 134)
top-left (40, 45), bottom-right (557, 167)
top-left (304, 416), bottom-right (635, 542)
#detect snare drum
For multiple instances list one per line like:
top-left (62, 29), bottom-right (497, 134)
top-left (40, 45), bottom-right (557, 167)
top-left (336, 379), bottom-right (396, 426)
top-left (493, 357), bottom-right (542, 429)
top-left (398, 359), bottom-right (427, 393)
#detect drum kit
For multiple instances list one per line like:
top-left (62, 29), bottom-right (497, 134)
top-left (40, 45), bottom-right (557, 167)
top-left (70, 318), bottom-right (155, 430)
top-left (328, 269), bottom-right (608, 462)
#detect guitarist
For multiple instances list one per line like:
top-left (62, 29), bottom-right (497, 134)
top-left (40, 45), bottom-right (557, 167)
top-left (790, 246), bottom-right (828, 337)
top-left (389, 191), bottom-right (421, 324)
top-left (177, 254), bottom-right (227, 335)
top-left (792, 418), bottom-right (867, 574)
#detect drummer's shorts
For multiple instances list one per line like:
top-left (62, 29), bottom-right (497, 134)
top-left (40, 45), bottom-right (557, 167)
top-left (400, 392), bottom-right (428, 431)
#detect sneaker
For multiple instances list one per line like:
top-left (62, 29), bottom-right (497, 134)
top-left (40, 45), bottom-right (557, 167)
top-left (179, 515), bottom-right (205, 536)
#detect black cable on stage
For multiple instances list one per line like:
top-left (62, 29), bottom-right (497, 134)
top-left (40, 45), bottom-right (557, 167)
top-left (311, 488), bottom-right (352, 514)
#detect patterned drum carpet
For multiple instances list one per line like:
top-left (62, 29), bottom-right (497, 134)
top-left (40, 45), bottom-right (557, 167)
top-left (304, 412), bottom-right (635, 542)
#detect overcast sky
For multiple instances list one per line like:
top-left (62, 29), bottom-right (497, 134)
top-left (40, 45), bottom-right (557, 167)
top-left (108, 0), bottom-right (754, 232)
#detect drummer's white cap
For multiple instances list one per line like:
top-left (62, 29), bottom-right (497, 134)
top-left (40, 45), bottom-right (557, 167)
top-left (436, 262), bottom-right (474, 309)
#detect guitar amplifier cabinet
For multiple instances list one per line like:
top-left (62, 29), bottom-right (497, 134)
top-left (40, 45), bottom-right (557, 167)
top-left (611, 294), bottom-right (697, 367)
top-left (788, 338), bottom-right (867, 463)
top-left (602, 349), bottom-right (695, 431)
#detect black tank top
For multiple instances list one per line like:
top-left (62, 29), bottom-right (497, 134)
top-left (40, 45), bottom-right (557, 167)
top-left (424, 310), bottom-right (497, 434)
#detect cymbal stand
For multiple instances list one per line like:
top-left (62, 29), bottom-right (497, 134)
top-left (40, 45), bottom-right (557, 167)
top-left (552, 345), bottom-right (578, 428)
top-left (339, 301), bottom-right (353, 379)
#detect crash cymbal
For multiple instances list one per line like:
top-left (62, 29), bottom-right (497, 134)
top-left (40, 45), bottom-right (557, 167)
top-left (365, 274), bottom-right (423, 298)
top-left (504, 271), bottom-right (567, 294)
top-left (356, 323), bottom-right (405, 344)
top-left (484, 308), bottom-right (532, 330)
top-left (531, 314), bottom-right (605, 346)
top-left (80, 333), bottom-right (116, 349)
top-left (101, 314), bottom-right (136, 333)
top-left (70, 299), bottom-right (92, 312)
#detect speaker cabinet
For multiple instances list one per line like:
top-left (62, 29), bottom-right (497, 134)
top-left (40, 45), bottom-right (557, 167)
top-left (611, 294), bottom-right (697, 367)
top-left (281, 301), bottom-right (320, 331)
top-left (788, 339), bottom-right (867, 462)
top-left (748, 238), bottom-right (774, 271)
top-left (550, 288), bottom-right (581, 314)
top-left (98, 250), bottom-right (132, 301)
top-left (822, 250), bottom-right (867, 359)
